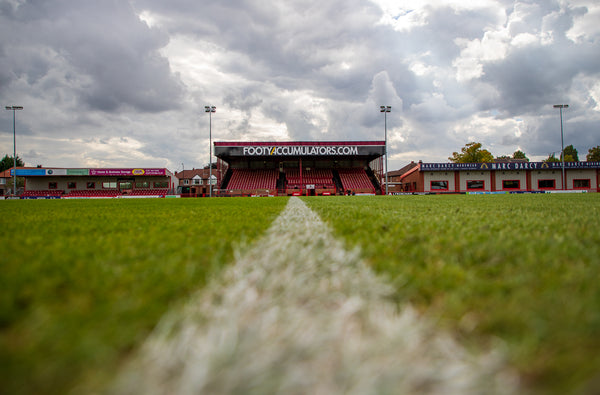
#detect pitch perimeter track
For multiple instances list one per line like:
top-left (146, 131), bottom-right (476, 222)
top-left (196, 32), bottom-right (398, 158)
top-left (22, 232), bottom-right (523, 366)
top-left (114, 197), bottom-right (517, 394)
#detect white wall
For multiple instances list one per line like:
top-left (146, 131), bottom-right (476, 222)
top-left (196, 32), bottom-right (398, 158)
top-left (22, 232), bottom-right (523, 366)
top-left (459, 171), bottom-right (492, 192)
top-left (494, 171), bottom-right (527, 191)
top-left (531, 170), bottom-right (562, 190)
top-left (566, 169), bottom-right (596, 190)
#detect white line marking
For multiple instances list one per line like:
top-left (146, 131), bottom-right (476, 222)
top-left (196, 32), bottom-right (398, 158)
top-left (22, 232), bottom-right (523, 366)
top-left (114, 197), bottom-right (517, 394)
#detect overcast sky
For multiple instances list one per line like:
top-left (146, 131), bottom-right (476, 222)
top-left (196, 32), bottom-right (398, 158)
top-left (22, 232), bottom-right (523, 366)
top-left (1, 0), bottom-right (599, 171)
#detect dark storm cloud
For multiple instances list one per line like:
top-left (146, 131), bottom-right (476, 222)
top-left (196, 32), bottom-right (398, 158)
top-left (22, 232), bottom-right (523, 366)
top-left (1, 0), bottom-right (183, 113)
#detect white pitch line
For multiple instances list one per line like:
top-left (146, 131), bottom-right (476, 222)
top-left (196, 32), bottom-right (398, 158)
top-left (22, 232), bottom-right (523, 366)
top-left (113, 197), bottom-right (517, 394)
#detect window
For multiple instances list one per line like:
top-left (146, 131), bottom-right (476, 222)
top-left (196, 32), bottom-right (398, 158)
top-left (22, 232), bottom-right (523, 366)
top-left (49, 182), bottom-right (58, 189)
top-left (573, 179), bottom-right (590, 189)
top-left (67, 182), bottom-right (77, 189)
top-left (184, 179), bottom-right (190, 185)
top-left (136, 181), bottom-right (150, 188)
top-left (102, 181), bottom-right (117, 189)
top-left (87, 182), bottom-right (95, 189)
top-left (430, 180), bottom-right (448, 190)
top-left (193, 179), bottom-right (200, 185)
top-left (502, 180), bottom-right (520, 189)
top-left (154, 181), bottom-right (168, 188)
top-left (467, 180), bottom-right (484, 190)
top-left (0, 178), bottom-right (5, 185)
top-left (538, 179), bottom-right (555, 189)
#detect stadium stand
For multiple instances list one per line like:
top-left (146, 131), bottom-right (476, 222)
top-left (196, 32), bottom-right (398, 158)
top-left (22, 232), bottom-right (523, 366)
top-left (337, 168), bottom-right (375, 193)
top-left (214, 142), bottom-right (385, 196)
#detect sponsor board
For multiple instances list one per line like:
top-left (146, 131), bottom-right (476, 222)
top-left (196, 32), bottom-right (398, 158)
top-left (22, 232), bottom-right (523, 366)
top-left (121, 195), bottom-right (164, 198)
top-left (215, 144), bottom-right (385, 157)
top-left (422, 161), bottom-right (600, 171)
top-left (89, 168), bottom-right (166, 176)
top-left (21, 196), bottom-right (61, 199)
top-left (467, 191), bottom-right (508, 195)
top-left (545, 190), bottom-right (588, 194)
top-left (13, 168), bottom-right (166, 176)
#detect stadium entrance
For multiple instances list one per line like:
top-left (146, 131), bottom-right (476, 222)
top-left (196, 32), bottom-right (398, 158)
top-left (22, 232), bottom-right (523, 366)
top-left (214, 141), bottom-right (385, 196)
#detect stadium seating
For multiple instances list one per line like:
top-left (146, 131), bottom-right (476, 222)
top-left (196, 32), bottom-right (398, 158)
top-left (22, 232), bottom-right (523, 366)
top-left (337, 168), bottom-right (374, 192)
top-left (64, 189), bottom-right (121, 197)
top-left (21, 190), bottom-right (64, 197)
top-left (227, 169), bottom-right (278, 190)
top-left (128, 188), bottom-right (169, 196)
top-left (284, 169), bottom-right (334, 189)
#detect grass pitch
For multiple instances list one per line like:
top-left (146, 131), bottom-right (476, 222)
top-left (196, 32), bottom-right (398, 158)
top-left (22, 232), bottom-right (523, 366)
top-left (2, 194), bottom-right (599, 394)
top-left (0, 197), bottom-right (288, 395)
top-left (304, 194), bottom-right (600, 394)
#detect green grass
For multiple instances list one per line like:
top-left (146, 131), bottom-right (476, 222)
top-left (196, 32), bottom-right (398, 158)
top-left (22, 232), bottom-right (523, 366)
top-left (304, 194), bottom-right (600, 394)
top-left (0, 197), bottom-right (288, 395)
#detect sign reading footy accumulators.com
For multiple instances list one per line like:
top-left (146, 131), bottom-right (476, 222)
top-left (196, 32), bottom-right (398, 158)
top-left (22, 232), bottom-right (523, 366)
top-left (214, 144), bottom-right (385, 157)
top-left (244, 146), bottom-right (359, 156)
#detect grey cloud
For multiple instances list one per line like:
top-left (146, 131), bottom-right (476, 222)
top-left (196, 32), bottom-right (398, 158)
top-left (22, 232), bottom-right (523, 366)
top-left (1, 0), bottom-right (183, 113)
top-left (1, 0), bottom-right (599, 170)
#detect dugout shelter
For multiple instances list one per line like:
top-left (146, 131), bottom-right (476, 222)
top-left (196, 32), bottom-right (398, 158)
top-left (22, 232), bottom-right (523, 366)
top-left (214, 141), bottom-right (385, 196)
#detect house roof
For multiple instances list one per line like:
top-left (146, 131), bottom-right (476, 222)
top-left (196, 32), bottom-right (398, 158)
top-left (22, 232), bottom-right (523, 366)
top-left (176, 169), bottom-right (213, 179)
top-left (387, 162), bottom-right (418, 177)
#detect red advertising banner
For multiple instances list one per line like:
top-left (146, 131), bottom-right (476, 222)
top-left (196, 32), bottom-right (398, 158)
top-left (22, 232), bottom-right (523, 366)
top-left (89, 168), bottom-right (166, 176)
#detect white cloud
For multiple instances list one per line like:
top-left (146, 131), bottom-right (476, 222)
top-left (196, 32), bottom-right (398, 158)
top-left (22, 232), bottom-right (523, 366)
top-left (566, 2), bottom-right (600, 43)
top-left (370, 0), bottom-right (502, 32)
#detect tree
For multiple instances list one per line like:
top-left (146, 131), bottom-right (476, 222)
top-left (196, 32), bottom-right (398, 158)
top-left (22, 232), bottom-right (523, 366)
top-left (561, 145), bottom-right (578, 162)
top-left (0, 154), bottom-right (24, 172)
top-left (449, 142), bottom-right (494, 163)
top-left (586, 146), bottom-right (600, 161)
top-left (513, 150), bottom-right (529, 161)
top-left (544, 153), bottom-right (561, 162)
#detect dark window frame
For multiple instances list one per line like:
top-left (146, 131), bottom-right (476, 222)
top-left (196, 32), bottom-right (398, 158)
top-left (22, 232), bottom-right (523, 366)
top-left (573, 179), bottom-right (590, 189)
top-left (502, 180), bottom-right (520, 190)
top-left (466, 180), bottom-right (485, 190)
top-left (538, 179), bottom-right (556, 189)
top-left (430, 180), bottom-right (449, 190)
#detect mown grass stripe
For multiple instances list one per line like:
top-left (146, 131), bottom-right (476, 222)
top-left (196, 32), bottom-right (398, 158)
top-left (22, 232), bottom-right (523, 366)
top-left (114, 197), bottom-right (517, 394)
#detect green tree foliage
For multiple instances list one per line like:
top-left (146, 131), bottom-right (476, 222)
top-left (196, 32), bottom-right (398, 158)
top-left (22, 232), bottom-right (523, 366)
top-left (561, 145), bottom-right (579, 162)
top-left (0, 154), bottom-right (24, 172)
top-left (449, 142), bottom-right (494, 163)
top-left (544, 153), bottom-right (561, 162)
top-left (513, 150), bottom-right (529, 161)
top-left (586, 146), bottom-right (600, 161)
